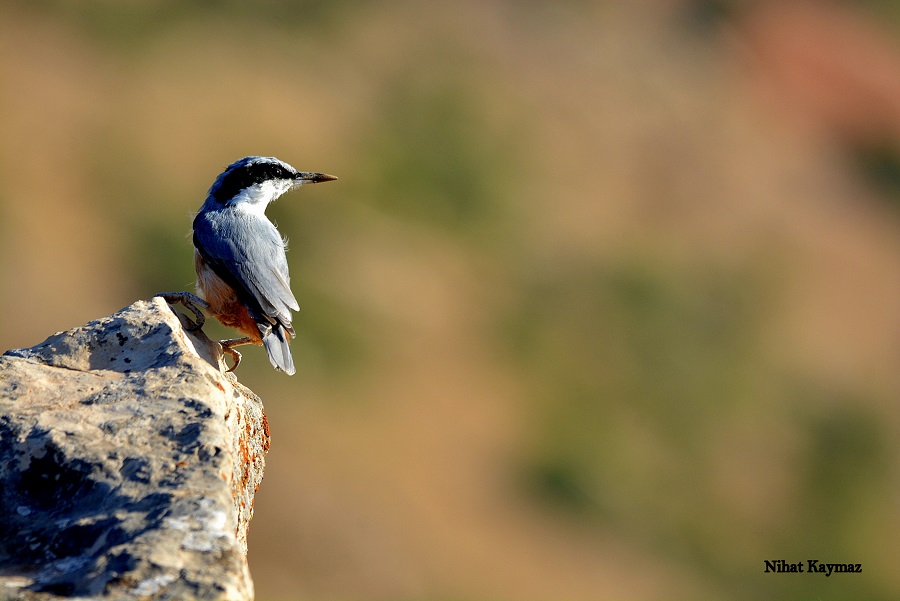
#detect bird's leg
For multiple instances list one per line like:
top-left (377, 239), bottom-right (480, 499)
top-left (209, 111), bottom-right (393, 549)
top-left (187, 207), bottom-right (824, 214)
top-left (219, 337), bottom-right (254, 372)
top-left (157, 292), bottom-right (209, 331)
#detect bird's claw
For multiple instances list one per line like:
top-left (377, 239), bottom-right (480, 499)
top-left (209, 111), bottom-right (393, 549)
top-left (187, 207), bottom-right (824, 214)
top-left (220, 346), bottom-right (242, 372)
top-left (218, 337), bottom-right (252, 373)
top-left (157, 292), bottom-right (209, 331)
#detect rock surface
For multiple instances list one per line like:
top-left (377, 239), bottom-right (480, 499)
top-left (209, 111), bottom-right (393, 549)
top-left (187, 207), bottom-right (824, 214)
top-left (0, 298), bottom-right (269, 601)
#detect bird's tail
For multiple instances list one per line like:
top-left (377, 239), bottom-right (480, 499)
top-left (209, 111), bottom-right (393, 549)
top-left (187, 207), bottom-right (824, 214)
top-left (262, 325), bottom-right (295, 376)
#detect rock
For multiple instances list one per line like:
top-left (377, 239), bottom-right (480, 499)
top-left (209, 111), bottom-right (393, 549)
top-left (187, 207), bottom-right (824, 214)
top-left (0, 298), bottom-right (269, 601)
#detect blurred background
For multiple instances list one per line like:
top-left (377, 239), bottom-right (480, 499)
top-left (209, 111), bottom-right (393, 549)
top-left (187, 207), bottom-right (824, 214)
top-left (2, 0), bottom-right (900, 599)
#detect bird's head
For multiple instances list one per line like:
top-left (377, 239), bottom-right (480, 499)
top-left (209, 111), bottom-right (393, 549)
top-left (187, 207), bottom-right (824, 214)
top-left (207, 156), bottom-right (337, 208)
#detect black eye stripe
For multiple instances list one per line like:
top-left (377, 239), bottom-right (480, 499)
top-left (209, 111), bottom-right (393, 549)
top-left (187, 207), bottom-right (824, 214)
top-left (210, 162), bottom-right (294, 203)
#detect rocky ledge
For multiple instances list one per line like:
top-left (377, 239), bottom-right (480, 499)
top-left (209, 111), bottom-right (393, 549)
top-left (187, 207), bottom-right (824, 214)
top-left (0, 298), bottom-right (269, 601)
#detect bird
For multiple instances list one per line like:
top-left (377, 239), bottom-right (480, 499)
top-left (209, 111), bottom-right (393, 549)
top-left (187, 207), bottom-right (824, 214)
top-left (161, 156), bottom-right (336, 375)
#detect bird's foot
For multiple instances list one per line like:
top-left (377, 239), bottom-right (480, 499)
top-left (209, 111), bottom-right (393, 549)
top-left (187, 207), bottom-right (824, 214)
top-left (157, 292), bottom-right (209, 331)
top-left (219, 337), bottom-right (254, 372)
top-left (221, 347), bottom-right (242, 373)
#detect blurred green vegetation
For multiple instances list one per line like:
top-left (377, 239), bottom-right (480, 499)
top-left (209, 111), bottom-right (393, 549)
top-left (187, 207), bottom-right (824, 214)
top-left (501, 257), bottom-right (895, 600)
top-left (504, 259), bottom-right (759, 518)
top-left (353, 69), bottom-right (522, 244)
top-left (850, 140), bottom-right (900, 208)
top-left (679, 0), bottom-right (742, 33)
top-left (15, 0), bottom-right (365, 49)
top-left (506, 259), bottom-right (760, 495)
top-left (860, 0), bottom-right (900, 29)
top-left (363, 79), bottom-right (501, 232)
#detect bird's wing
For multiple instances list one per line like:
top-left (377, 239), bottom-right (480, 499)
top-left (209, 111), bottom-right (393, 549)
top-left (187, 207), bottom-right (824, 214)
top-left (193, 209), bottom-right (299, 328)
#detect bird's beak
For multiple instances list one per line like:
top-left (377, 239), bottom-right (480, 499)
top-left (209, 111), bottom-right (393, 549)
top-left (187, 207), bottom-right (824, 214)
top-left (295, 172), bottom-right (338, 184)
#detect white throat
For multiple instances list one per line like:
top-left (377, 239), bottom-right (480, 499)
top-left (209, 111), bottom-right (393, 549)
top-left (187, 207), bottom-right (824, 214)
top-left (229, 180), bottom-right (294, 214)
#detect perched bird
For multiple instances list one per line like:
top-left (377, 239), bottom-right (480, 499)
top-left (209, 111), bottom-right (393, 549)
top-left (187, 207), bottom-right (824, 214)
top-left (163, 156), bottom-right (336, 375)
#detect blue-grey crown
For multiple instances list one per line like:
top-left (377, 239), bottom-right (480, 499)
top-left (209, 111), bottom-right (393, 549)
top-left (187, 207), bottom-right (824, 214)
top-left (208, 156), bottom-right (298, 203)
